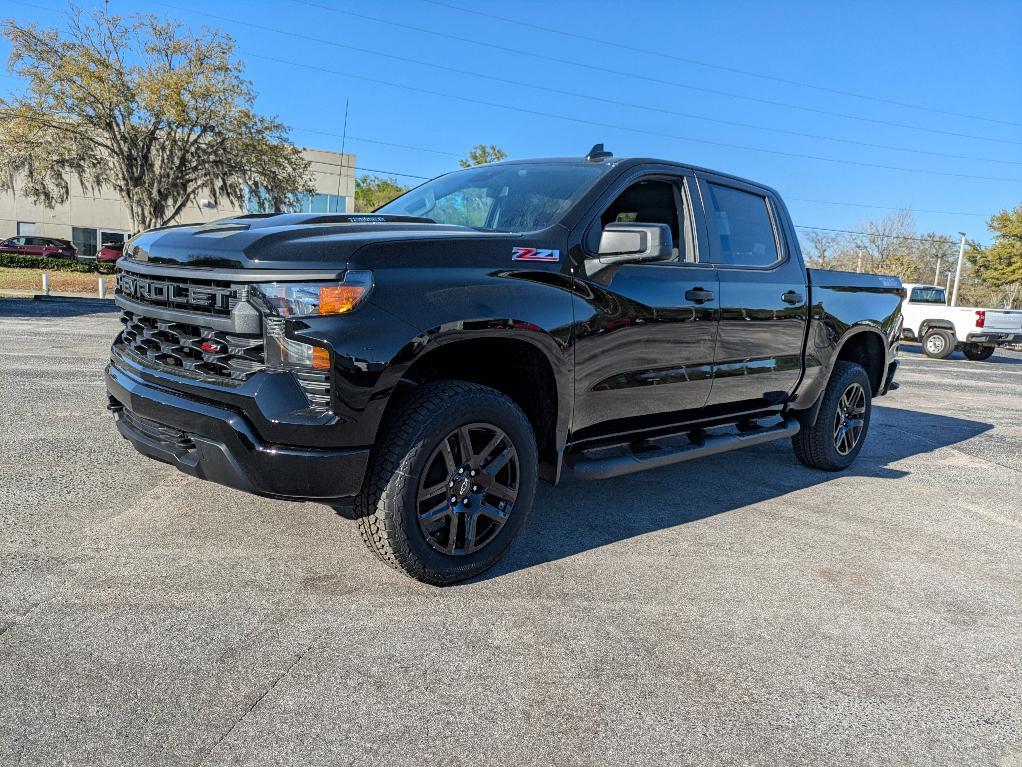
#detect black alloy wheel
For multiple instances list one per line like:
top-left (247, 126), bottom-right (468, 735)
top-left (416, 423), bottom-right (520, 556)
top-left (833, 382), bottom-right (867, 456)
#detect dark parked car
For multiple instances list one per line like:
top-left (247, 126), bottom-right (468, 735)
top-left (97, 241), bottom-right (124, 263)
top-left (0, 235), bottom-right (76, 258)
top-left (107, 147), bottom-right (903, 584)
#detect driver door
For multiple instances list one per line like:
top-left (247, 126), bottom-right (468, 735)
top-left (569, 169), bottom-right (720, 444)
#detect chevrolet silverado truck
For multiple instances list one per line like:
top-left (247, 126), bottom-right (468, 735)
top-left (106, 147), bottom-right (903, 585)
top-left (900, 283), bottom-right (1022, 360)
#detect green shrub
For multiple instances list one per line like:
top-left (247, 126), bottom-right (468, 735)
top-left (0, 253), bottom-right (117, 274)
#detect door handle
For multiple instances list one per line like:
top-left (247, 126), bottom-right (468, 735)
top-left (684, 288), bottom-right (715, 304)
top-left (781, 291), bottom-right (803, 304)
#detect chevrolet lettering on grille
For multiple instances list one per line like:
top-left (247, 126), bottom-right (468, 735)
top-left (118, 273), bottom-right (236, 312)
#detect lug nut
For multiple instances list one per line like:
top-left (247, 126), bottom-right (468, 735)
top-left (470, 470), bottom-right (477, 477)
top-left (472, 485), bottom-right (479, 493)
top-left (458, 467), bottom-right (465, 475)
top-left (450, 496), bottom-right (457, 504)
top-left (449, 480), bottom-right (454, 488)
top-left (462, 498), bottom-right (471, 507)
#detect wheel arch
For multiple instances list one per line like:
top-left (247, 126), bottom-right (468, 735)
top-left (378, 326), bottom-right (571, 484)
top-left (834, 326), bottom-right (888, 396)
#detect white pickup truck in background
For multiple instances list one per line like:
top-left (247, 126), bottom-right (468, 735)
top-left (901, 283), bottom-right (1022, 360)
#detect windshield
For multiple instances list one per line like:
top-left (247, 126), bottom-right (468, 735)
top-left (910, 287), bottom-right (947, 305)
top-left (377, 163), bottom-right (605, 232)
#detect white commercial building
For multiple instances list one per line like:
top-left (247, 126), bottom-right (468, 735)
top-left (0, 147), bottom-right (355, 257)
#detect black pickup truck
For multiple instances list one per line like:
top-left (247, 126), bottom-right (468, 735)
top-left (106, 147), bottom-right (903, 584)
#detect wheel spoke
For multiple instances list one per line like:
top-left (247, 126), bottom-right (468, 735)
top-left (445, 512), bottom-right (460, 554)
top-left (487, 482), bottom-right (517, 502)
top-left (478, 502), bottom-right (508, 522)
top-left (484, 446), bottom-right (514, 476)
top-left (463, 512), bottom-right (478, 555)
top-left (419, 481), bottom-right (449, 502)
top-left (419, 501), bottom-right (450, 530)
top-left (456, 427), bottom-right (474, 465)
top-left (475, 431), bottom-right (504, 464)
top-left (439, 437), bottom-right (457, 474)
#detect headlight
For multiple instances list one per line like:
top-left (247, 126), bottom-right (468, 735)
top-left (252, 271), bottom-right (373, 317)
top-left (256, 272), bottom-right (373, 372)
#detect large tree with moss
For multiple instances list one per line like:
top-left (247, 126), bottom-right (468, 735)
top-left (0, 6), bottom-right (312, 232)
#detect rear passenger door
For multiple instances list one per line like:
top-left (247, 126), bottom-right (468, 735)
top-left (695, 174), bottom-right (809, 412)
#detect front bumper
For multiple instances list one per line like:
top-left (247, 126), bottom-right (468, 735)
top-left (106, 362), bottom-right (369, 501)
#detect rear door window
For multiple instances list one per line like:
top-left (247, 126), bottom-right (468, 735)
top-left (704, 183), bottom-right (780, 267)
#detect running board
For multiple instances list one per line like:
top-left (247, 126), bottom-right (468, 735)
top-left (570, 419), bottom-right (801, 481)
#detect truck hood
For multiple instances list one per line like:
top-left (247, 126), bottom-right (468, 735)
top-left (121, 213), bottom-right (504, 271)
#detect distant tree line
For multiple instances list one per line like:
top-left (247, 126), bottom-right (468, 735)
top-left (800, 205), bottom-right (1022, 308)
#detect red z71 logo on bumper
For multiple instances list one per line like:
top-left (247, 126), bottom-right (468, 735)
top-left (512, 247), bottom-right (560, 262)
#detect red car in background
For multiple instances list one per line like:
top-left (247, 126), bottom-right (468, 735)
top-left (96, 241), bottom-right (124, 263)
top-left (0, 235), bottom-right (77, 258)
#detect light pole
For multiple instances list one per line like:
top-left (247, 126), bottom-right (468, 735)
top-left (951, 232), bottom-right (966, 307)
top-left (945, 270), bottom-right (953, 295)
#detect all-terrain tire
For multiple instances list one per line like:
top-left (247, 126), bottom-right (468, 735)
top-left (963, 344), bottom-right (995, 361)
top-left (792, 361), bottom-right (872, 472)
top-left (355, 380), bottom-right (537, 585)
top-left (922, 328), bottom-right (955, 359)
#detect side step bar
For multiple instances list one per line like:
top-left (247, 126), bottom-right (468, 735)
top-left (571, 419), bottom-right (801, 481)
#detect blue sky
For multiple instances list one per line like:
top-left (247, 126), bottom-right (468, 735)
top-left (4, 0), bottom-right (1022, 242)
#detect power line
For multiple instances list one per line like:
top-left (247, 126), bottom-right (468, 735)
top-left (240, 50), bottom-right (1022, 184)
top-left (787, 198), bottom-right (988, 218)
top-left (287, 0), bottom-right (1022, 148)
top-left (290, 127), bottom-right (460, 157)
top-left (794, 225), bottom-right (962, 243)
top-left (423, 0), bottom-right (1022, 130)
top-left (145, 1), bottom-right (1022, 167)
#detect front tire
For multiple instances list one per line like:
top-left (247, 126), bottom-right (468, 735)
top-left (792, 361), bottom-right (872, 472)
top-left (355, 381), bottom-right (537, 585)
top-left (963, 344), bottom-right (995, 361)
top-left (922, 328), bottom-right (955, 359)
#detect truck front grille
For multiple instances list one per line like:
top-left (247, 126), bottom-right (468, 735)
top-left (116, 269), bottom-right (244, 317)
top-left (116, 310), bottom-right (332, 410)
top-left (119, 310), bottom-right (264, 381)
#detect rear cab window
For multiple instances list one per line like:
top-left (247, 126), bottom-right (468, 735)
top-left (909, 287), bottom-right (947, 305)
top-left (703, 182), bottom-right (781, 267)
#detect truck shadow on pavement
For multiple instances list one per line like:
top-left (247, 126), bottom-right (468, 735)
top-left (470, 404), bottom-right (992, 582)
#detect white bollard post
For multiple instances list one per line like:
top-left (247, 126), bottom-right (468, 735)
top-left (98, 277), bottom-right (106, 299)
top-left (42, 272), bottom-right (50, 295)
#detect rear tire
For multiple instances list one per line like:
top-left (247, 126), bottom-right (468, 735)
top-left (792, 361), bottom-right (872, 472)
top-left (963, 344), bottom-right (995, 361)
top-left (921, 328), bottom-right (955, 359)
top-left (355, 381), bottom-right (537, 585)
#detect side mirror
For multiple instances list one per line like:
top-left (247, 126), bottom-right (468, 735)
top-left (587, 222), bottom-right (673, 275)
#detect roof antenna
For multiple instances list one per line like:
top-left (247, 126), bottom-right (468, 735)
top-left (586, 143), bottom-right (613, 161)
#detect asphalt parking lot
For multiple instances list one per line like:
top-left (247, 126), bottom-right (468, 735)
top-left (1, 298), bottom-right (1020, 767)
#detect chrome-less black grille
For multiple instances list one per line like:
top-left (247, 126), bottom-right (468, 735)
top-left (118, 310), bottom-right (264, 381)
top-left (116, 269), bottom-right (244, 316)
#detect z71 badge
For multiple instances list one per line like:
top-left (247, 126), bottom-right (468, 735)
top-left (512, 247), bottom-right (560, 262)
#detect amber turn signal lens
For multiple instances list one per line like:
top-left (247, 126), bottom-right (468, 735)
top-left (318, 285), bottom-right (365, 315)
top-left (311, 345), bottom-right (331, 369)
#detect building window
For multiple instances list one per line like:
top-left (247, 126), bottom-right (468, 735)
top-left (245, 191), bottom-right (347, 215)
top-left (17, 221), bottom-right (36, 236)
top-left (72, 226), bottom-right (98, 259)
